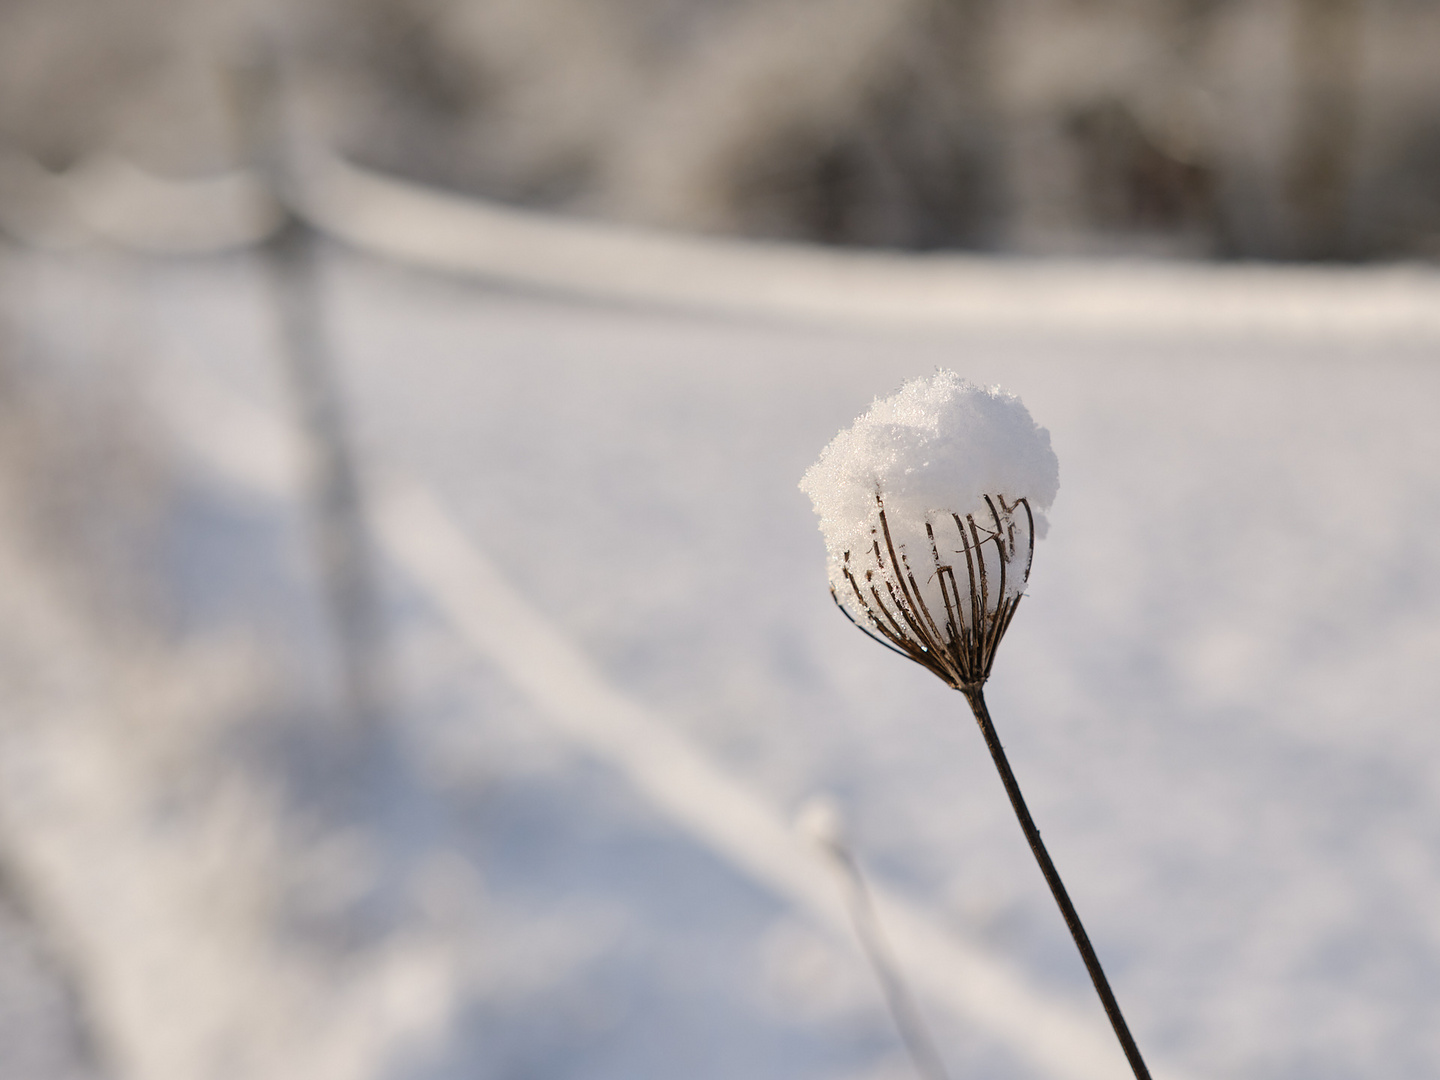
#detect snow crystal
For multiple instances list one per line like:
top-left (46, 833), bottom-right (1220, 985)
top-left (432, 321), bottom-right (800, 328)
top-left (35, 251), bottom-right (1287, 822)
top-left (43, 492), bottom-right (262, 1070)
top-left (799, 371), bottom-right (1059, 635)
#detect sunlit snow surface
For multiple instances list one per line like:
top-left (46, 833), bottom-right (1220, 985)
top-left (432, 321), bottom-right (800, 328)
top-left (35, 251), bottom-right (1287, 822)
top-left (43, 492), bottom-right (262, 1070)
top-left (4, 246), bottom-right (1440, 1080)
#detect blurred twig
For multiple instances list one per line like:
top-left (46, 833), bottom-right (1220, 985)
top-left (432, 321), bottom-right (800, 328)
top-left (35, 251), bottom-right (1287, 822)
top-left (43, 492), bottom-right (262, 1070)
top-left (800, 800), bottom-right (951, 1080)
top-left (0, 837), bottom-right (110, 1078)
top-left (238, 42), bottom-right (392, 749)
top-left (1288, 0), bottom-right (1364, 258)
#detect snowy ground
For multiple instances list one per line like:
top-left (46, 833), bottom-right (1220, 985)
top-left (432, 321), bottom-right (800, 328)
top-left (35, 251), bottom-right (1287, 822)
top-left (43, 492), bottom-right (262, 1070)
top-left (2, 239), bottom-right (1439, 1080)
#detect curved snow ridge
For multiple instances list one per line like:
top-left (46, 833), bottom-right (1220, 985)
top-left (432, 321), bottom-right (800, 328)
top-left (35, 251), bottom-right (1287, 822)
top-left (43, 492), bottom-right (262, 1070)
top-left (292, 149), bottom-right (1440, 340)
top-left (8, 144), bottom-right (1438, 341)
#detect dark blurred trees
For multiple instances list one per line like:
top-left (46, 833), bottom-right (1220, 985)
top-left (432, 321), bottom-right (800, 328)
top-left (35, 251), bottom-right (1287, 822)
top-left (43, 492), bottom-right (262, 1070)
top-left (2, 0), bottom-right (1439, 259)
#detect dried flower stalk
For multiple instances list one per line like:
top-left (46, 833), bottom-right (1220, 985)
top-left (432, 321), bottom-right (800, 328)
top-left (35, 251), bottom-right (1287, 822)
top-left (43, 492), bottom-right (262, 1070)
top-left (834, 491), bottom-right (1153, 1080)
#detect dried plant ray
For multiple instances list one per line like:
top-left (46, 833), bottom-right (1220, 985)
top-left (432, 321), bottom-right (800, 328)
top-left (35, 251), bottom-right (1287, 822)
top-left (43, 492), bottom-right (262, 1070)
top-left (833, 493), bottom-right (1034, 690)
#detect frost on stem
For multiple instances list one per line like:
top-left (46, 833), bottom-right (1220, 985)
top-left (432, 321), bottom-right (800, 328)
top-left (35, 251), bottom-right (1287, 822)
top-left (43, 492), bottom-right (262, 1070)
top-left (800, 372), bottom-right (1059, 689)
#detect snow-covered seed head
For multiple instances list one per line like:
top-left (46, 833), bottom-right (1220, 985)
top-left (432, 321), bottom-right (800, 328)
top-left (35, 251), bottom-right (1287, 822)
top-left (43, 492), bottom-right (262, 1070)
top-left (799, 371), bottom-right (1059, 690)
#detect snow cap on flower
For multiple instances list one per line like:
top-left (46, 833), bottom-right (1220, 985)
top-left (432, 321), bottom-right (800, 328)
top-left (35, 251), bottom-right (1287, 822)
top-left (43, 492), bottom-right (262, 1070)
top-left (799, 371), bottom-right (1059, 687)
top-left (801, 371), bottom-right (1058, 571)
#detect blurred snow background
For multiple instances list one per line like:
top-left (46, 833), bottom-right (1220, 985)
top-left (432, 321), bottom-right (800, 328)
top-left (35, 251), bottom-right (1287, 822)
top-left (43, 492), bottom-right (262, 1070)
top-left (2, 3), bottom-right (1440, 1080)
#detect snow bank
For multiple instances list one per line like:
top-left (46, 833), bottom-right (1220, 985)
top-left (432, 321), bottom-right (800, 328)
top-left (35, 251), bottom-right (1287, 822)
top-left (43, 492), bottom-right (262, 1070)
top-left (800, 371), bottom-right (1059, 641)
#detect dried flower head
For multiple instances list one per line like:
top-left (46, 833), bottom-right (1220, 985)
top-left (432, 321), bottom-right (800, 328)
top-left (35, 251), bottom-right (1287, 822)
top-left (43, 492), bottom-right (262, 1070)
top-left (800, 374), bottom-right (1155, 1080)
top-left (800, 372), bottom-right (1059, 689)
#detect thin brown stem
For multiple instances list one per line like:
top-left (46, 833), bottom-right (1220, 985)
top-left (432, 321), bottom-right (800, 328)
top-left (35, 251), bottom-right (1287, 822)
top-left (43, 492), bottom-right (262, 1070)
top-left (960, 685), bottom-right (1152, 1080)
